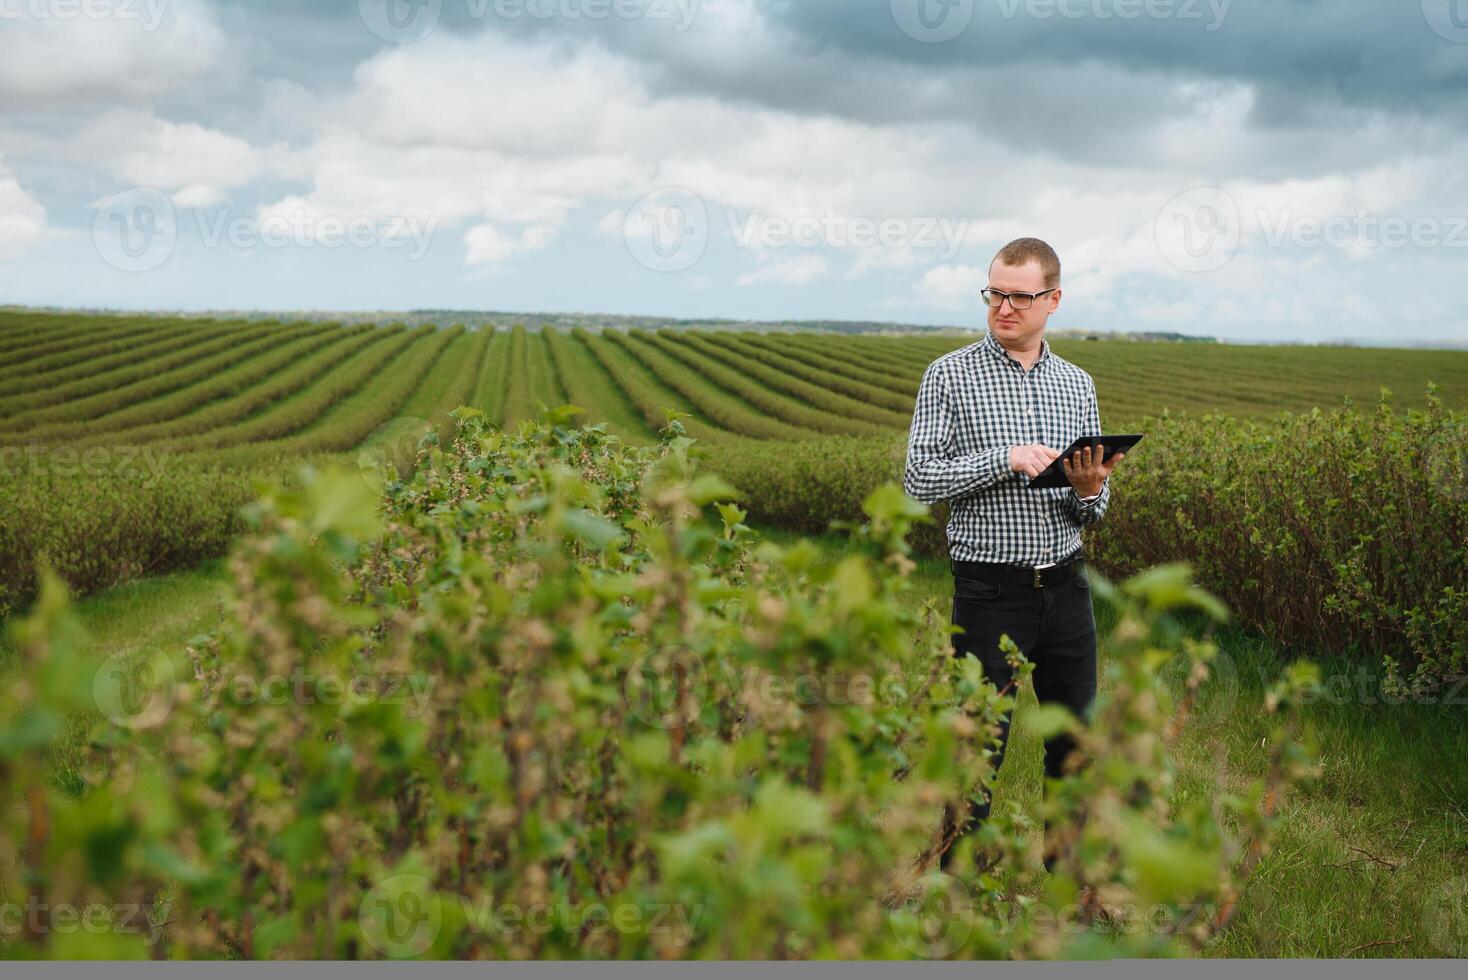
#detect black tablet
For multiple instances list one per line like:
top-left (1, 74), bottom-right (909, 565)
top-left (1026, 434), bottom-right (1144, 490)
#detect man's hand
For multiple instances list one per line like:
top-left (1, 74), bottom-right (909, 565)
top-left (1062, 444), bottom-right (1127, 498)
top-left (1009, 443), bottom-right (1061, 479)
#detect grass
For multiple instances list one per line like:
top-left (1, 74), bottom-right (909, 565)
top-left (0, 559), bottom-right (234, 792)
top-left (0, 559), bottom-right (233, 679)
top-left (499, 325), bottom-right (534, 426)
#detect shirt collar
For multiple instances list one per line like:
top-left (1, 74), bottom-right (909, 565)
top-left (981, 330), bottom-right (1050, 370)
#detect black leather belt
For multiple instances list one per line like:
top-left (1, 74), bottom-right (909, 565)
top-left (951, 551), bottom-right (1086, 589)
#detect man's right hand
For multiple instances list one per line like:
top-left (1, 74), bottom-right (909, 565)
top-left (1009, 444), bottom-right (1061, 479)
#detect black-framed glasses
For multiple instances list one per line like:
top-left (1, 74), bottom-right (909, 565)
top-left (981, 287), bottom-right (1056, 311)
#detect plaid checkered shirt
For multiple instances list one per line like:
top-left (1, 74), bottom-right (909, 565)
top-left (903, 330), bottom-right (1110, 566)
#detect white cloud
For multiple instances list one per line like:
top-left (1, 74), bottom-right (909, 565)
top-left (911, 263), bottom-right (987, 311)
top-left (1, 4), bottom-right (1466, 343)
top-left (262, 32), bottom-right (1017, 272)
top-left (0, 0), bottom-right (224, 106)
top-left (262, 27), bottom-right (1468, 336)
top-left (463, 222), bottom-right (559, 268)
top-left (596, 208), bottom-right (629, 239)
top-left (79, 110), bottom-right (263, 208)
top-left (0, 157), bottom-right (47, 248)
top-left (737, 253), bottom-right (829, 287)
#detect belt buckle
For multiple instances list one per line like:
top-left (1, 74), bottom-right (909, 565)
top-left (1033, 567), bottom-right (1043, 589)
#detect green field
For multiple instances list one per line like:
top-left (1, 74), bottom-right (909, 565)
top-left (4, 308), bottom-right (1462, 617)
top-left (1, 311), bottom-right (1464, 457)
top-left (1, 310), bottom-right (1464, 959)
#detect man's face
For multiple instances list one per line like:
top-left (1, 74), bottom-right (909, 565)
top-left (986, 258), bottom-right (1061, 348)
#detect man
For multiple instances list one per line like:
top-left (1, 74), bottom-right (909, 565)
top-left (902, 237), bottom-right (1127, 872)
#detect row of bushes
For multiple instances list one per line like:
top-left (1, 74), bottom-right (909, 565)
top-left (0, 410), bottom-right (1314, 958)
top-left (2, 392), bottom-right (1459, 691)
top-left (1087, 390), bottom-right (1464, 694)
top-left (0, 452), bottom-right (332, 618)
top-left (709, 390), bottom-right (1466, 692)
top-left (0, 459), bottom-right (251, 615)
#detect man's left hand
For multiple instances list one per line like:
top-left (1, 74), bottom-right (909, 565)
top-left (1063, 444), bottom-right (1126, 498)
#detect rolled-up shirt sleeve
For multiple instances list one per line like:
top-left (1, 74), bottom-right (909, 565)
top-left (903, 361), bottom-right (1011, 504)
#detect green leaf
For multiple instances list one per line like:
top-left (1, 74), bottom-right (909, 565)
top-left (753, 779), bottom-right (828, 838)
top-left (862, 482), bottom-right (929, 523)
top-left (562, 508), bottom-right (627, 549)
top-left (688, 474), bottom-right (742, 506)
top-left (1026, 703), bottom-right (1077, 740)
top-left (304, 466), bottom-right (384, 542)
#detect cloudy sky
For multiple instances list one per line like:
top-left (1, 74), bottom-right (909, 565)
top-left (2, 0), bottom-right (1467, 343)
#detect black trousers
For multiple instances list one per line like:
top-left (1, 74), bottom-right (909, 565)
top-left (940, 565), bottom-right (1098, 871)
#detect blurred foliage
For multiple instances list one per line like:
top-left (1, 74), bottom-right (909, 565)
top-left (0, 409), bottom-right (1316, 959)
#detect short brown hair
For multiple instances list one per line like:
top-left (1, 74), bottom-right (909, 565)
top-left (992, 238), bottom-right (1060, 289)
